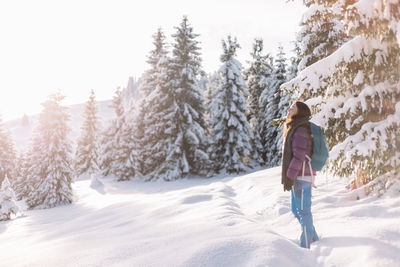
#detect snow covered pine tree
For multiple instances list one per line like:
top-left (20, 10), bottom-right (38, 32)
top-left (204, 71), bottom-right (220, 173)
top-left (153, 16), bottom-right (209, 180)
top-left (99, 87), bottom-right (133, 181)
top-left (209, 36), bottom-right (252, 173)
top-left (74, 89), bottom-right (101, 177)
top-left (135, 28), bottom-right (169, 178)
top-left (12, 152), bottom-right (31, 201)
top-left (283, 0), bottom-right (400, 193)
top-left (0, 176), bottom-right (19, 221)
top-left (26, 93), bottom-right (73, 209)
top-left (99, 89), bottom-right (122, 177)
top-left (260, 45), bottom-right (288, 167)
top-left (0, 115), bottom-right (16, 184)
top-left (243, 38), bottom-right (274, 166)
top-left (295, 0), bottom-right (349, 74)
top-left (116, 96), bottom-right (137, 181)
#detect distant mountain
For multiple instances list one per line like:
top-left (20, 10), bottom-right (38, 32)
top-left (123, 76), bottom-right (142, 106)
top-left (5, 100), bottom-right (115, 152)
top-left (6, 77), bottom-right (142, 152)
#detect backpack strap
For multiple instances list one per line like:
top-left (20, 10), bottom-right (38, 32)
top-left (305, 155), bottom-right (316, 188)
top-left (299, 155), bottom-right (315, 186)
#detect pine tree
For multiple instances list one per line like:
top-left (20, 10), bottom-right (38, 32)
top-left (135, 28), bottom-right (169, 177)
top-left (204, 72), bottom-right (220, 173)
top-left (209, 36), bottom-right (252, 173)
top-left (283, 1), bottom-right (400, 191)
top-left (286, 40), bottom-right (301, 82)
top-left (115, 98), bottom-right (136, 181)
top-left (0, 115), bottom-right (16, 185)
top-left (21, 140), bottom-right (40, 202)
top-left (296, 0), bottom-right (348, 74)
top-left (243, 39), bottom-right (274, 165)
top-left (98, 123), bottom-right (116, 177)
top-left (142, 56), bottom-right (179, 180)
top-left (283, 0), bottom-right (349, 117)
top-left (276, 41), bottom-right (301, 129)
top-left (12, 151), bottom-right (31, 201)
top-left (260, 45), bottom-right (287, 167)
top-left (198, 72), bottom-right (209, 92)
top-left (140, 28), bottom-right (169, 98)
top-left (26, 93), bottom-right (73, 209)
top-left (74, 90), bottom-right (101, 177)
top-left (99, 87), bottom-right (130, 180)
top-left (0, 176), bottom-right (19, 221)
top-left (123, 76), bottom-right (141, 105)
top-left (204, 72), bottom-right (220, 136)
top-left (154, 16), bottom-right (208, 180)
top-left (277, 43), bottom-right (298, 124)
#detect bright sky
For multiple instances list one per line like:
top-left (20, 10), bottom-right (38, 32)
top-left (0, 0), bottom-right (305, 121)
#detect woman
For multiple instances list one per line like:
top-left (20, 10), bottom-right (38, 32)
top-left (281, 101), bottom-right (319, 249)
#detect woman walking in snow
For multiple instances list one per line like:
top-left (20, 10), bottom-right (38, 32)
top-left (281, 101), bottom-right (319, 249)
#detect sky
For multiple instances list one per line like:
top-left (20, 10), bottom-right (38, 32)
top-left (0, 0), bottom-right (306, 121)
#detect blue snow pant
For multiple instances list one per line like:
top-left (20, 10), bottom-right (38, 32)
top-left (291, 180), bottom-right (319, 249)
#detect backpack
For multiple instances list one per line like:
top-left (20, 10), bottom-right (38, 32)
top-left (309, 122), bottom-right (329, 171)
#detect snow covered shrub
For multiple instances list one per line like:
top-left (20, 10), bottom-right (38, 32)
top-left (364, 171), bottom-right (400, 197)
top-left (0, 176), bottom-right (19, 221)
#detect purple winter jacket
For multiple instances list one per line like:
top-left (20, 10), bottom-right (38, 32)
top-left (286, 126), bottom-right (316, 180)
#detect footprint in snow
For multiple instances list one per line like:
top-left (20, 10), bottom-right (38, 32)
top-left (90, 175), bottom-right (106, 194)
top-left (182, 194), bottom-right (213, 204)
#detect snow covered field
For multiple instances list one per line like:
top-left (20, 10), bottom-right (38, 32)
top-left (1, 167), bottom-right (400, 267)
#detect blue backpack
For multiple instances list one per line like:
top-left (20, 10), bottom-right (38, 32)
top-left (309, 122), bottom-right (329, 171)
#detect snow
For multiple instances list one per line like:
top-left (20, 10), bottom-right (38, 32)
top-left (353, 70), bottom-right (364, 86)
top-left (330, 101), bottom-right (400, 163)
top-left (284, 36), bottom-right (389, 98)
top-left (301, 4), bottom-right (326, 23)
top-left (90, 174), bottom-right (105, 194)
top-left (1, 167), bottom-right (400, 266)
top-left (1, 5), bottom-right (399, 264)
top-left (397, 21), bottom-right (400, 46)
top-left (350, 0), bottom-right (381, 19)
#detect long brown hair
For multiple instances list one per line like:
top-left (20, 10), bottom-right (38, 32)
top-left (283, 101), bottom-right (311, 138)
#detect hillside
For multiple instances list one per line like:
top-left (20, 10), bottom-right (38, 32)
top-left (1, 167), bottom-right (399, 266)
top-left (5, 100), bottom-right (114, 151)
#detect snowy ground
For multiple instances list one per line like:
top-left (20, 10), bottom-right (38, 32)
top-left (1, 167), bottom-right (400, 267)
